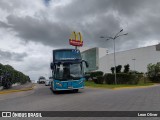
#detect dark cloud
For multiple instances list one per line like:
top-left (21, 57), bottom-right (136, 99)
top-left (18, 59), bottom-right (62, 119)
top-left (0, 21), bottom-right (12, 28)
top-left (5, 15), bottom-right (72, 47)
top-left (0, 50), bottom-right (28, 61)
top-left (0, 0), bottom-right (160, 51)
top-left (1, 0), bottom-right (160, 80)
top-left (44, 0), bottom-right (51, 6)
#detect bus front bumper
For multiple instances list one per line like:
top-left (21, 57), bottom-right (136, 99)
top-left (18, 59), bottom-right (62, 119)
top-left (54, 87), bottom-right (84, 91)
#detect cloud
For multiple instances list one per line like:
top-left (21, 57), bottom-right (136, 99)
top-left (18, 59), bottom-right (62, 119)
top-left (0, 0), bottom-right (160, 80)
top-left (0, 21), bottom-right (11, 28)
top-left (0, 49), bottom-right (28, 61)
top-left (44, 0), bottom-right (51, 6)
top-left (0, 0), bottom-right (160, 50)
top-left (6, 15), bottom-right (72, 47)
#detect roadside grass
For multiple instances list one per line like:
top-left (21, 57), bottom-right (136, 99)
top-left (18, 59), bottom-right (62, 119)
top-left (85, 81), bottom-right (155, 89)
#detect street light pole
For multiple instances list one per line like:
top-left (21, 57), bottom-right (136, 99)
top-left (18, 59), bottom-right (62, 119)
top-left (132, 58), bottom-right (136, 72)
top-left (100, 29), bottom-right (128, 84)
top-left (113, 38), bottom-right (117, 84)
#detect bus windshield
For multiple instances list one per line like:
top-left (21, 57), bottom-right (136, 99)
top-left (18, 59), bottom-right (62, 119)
top-left (54, 63), bottom-right (83, 80)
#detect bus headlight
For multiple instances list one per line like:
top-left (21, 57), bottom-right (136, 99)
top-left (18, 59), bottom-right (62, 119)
top-left (56, 82), bottom-right (62, 87)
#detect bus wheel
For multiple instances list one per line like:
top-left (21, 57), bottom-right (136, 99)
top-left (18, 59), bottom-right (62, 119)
top-left (73, 89), bottom-right (79, 93)
top-left (51, 88), bottom-right (58, 94)
top-left (53, 91), bottom-right (58, 94)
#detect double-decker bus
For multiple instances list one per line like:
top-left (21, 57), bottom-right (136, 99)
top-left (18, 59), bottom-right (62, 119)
top-left (50, 49), bottom-right (88, 93)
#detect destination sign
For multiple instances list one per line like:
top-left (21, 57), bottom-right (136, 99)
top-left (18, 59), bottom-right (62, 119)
top-left (54, 49), bottom-right (81, 61)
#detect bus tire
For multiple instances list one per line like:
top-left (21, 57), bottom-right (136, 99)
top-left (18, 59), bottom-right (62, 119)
top-left (73, 89), bottom-right (79, 93)
top-left (53, 90), bottom-right (58, 94)
top-left (51, 87), bottom-right (57, 94)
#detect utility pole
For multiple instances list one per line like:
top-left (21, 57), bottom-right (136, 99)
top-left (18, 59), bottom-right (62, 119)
top-left (132, 58), bottom-right (136, 72)
top-left (100, 29), bottom-right (128, 84)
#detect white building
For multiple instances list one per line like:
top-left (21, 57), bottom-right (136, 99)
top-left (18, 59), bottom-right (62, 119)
top-left (80, 44), bottom-right (160, 73)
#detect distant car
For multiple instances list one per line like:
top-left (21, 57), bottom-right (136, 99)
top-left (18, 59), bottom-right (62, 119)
top-left (45, 80), bottom-right (51, 86)
top-left (38, 76), bottom-right (46, 84)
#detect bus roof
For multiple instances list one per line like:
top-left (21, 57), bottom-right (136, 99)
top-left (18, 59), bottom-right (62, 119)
top-left (53, 49), bottom-right (80, 52)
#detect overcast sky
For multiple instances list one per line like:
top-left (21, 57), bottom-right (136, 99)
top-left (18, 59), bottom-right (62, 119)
top-left (0, 0), bottom-right (160, 80)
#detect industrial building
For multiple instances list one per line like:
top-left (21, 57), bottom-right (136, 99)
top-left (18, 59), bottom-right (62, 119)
top-left (80, 44), bottom-right (160, 74)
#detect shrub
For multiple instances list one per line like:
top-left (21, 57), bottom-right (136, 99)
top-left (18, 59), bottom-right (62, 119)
top-left (129, 70), bottom-right (144, 75)
top-left (104, 73), bottom-right (142, 85)
top-left (147, 63), bottom-right (160, 83)
top-left (138, 76), bottom-right (150, 84)
top-left (104, 74), bottom-right (115, 84)
top-left (90, 71), bottom-right (104, 79)
top-left (87, 71), bottom-right (104, 84)
top-left (84, 72), bottom-right (91, 81)
top-left (93, 76), bottom-right (104, 84)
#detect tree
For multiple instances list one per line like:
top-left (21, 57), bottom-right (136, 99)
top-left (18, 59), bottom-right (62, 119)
top-left (147, 62), bottom-right (160, 82)
top-left (116, 65), bottom-right (122, 73)
top-left (0, 63), bottom-right (31, 87)
top-left (110, 67), bottom-right (114, 74)
top-left (124, 64), bottom-right (130, 73)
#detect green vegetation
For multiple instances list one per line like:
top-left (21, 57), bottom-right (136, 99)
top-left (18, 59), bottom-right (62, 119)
top-left (84, 62), bottom-right (160, 89)
top-left (110, 67), bottom-right (114, 74)
top-left (147, 62), bottom-right (160, 82)
top-left (85, 81), bottom-right (154, 89)
top-left (85, 71), bottom-right (104, 79)
top-left (0, 63), bottom-right (30, 86)
top-left (84, 63), bottom-right (155, 89)
top-left (85, 71), bottom-right (146, 85)
top-left (110, 64), bottom-right (130, 74)
top-left (124, 64), bottom-right (130, 73)
top-left (116, 65), bottom-right (122, 73)
top-left (104, 73), bottom-right (144, 84)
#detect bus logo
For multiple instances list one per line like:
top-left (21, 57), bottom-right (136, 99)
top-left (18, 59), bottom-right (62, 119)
top-left (69, 31), bottom-right (83, 47)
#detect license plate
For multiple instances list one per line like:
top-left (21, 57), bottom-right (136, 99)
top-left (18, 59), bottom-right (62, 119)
top-left (68, 82), bottom-right (72, 89)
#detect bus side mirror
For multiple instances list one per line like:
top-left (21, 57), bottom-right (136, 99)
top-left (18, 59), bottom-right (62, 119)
top-left (82, 60), bottom-right (89, 68)
top-left (50, 63), bottom-right (54, 70)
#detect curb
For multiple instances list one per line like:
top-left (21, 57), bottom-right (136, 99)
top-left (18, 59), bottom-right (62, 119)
top-left (85, 86), bottom-right (111, 90)
top-left (85, 84), bottom-right (157, 90)
top-left (112, 84), bottom-right (156, 90)
top-left (0, 85), bottom-right (35, 95)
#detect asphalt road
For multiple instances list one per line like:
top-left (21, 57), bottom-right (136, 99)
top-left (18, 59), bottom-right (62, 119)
top-left (0, 84), bottom-right (160, 120)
